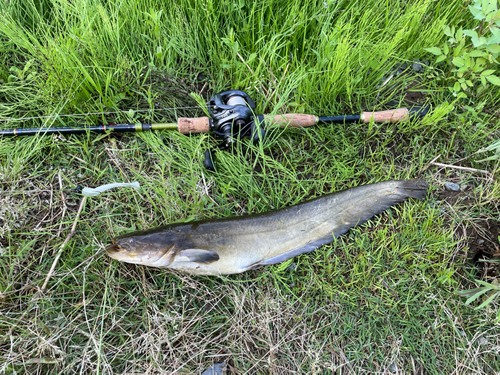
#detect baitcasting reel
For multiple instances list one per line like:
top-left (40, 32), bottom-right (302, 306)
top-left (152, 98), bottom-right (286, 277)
top-left (204, 90), bottom-right (265, 171)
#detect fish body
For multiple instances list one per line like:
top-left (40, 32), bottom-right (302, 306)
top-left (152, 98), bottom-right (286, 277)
top-left (106, 179), bottom-right (428, 275)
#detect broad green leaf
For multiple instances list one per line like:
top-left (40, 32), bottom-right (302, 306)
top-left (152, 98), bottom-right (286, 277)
top-left (482, 0), bottom-right (489, 12)
top-left (469, 4), bottom-right (483, 20)
top-left (485, 0), bottom-right (497, 14)
top-left (481, 75), bottom-right (487, 85)
top-left (488, 29), bottom-right (500, 44)
top-left (453, 81), bottom-right (461, 91)
top-left (436, 55), bottom-right (447, 63)
top-left (443, 25), bottom-right (452, 36)
top-left (463, 29), bottom-right (478, 39)
top-left (452, 56), bottom-right (465, 67)
top-left (155, 46), bottom-right (163, 59)
top-left (425, 47), bottom-right (442, 56)
top-left (454, 41), bottom-right (465, 56)
top-left (489, 10), bottom-right (500, 24)
top-left (485, 44), bottom-right (500, 54)
top-left (477, 57), bottom-right (488, 67)
top-left (443, 43), bottom-right (449, 55)
top-left (466, 80), bottom-right (473, 87)
top-left (470, 34), bottom-right (481, 47)
top-left (491, 26), bottom-right (500, 39)
top-left (486, 74), bottom-right (500, 85)
top-left (476, 36), bottom-right (488, 47)
top-left (465, 55), bottom-right (472, 68)
top-left (481, 69), bottom-right (495, 76)
top-left (469, 50), bottom-right (486, 57)
top-left (369, 59), bottom-right (381, 70)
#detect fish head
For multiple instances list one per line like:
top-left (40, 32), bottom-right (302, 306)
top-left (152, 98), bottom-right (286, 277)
top-left (106, 230), bottom-right (181, 267)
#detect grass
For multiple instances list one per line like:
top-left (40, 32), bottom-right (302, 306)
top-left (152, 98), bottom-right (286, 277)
top-left (1, 0), bottom-right (500, 373)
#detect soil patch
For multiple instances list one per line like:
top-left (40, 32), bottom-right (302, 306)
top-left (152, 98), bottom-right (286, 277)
top-left (467, 218), bottom-right (500, 280)
top-left (436, 189), bottom-right (474, 207)
top-left (436, 189), bottom-right (499, 280)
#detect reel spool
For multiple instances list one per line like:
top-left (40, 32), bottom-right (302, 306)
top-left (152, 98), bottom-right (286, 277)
top-left (204, 90), bottom-right (265, 171)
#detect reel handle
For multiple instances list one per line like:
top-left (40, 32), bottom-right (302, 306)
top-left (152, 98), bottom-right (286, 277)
top-left (266, 114), bottom-right (318, 127)
top-left (361, 106), bottom-right (429, 123)
top-left (177, 117), bottom-right (210, 134)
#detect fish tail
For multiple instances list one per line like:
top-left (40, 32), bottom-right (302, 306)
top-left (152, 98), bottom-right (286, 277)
top-left (255, 179), bottom-right (429, 267)
top-left (394, 179), bottom-right (429, 200)
top-left (346, 179), bottom-right (429, 229)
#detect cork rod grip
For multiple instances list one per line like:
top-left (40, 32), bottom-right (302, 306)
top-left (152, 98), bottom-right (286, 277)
top-left (266, 114), bottom-right (318, 128)
top-left (362, 108), bottom-right (409, 123)
top-left (177, 117), bottom-right (210, 134)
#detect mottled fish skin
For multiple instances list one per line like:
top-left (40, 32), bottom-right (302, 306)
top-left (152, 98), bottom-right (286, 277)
top-left (106, 179), bottom-right (428, 275)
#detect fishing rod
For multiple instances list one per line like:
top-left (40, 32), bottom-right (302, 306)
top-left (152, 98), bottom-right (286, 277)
top-left (0, 90), bottom-right (429, 171)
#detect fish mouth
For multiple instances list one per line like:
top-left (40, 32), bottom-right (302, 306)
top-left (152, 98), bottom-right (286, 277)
top-left (106, 241), bottom-right (121, 254)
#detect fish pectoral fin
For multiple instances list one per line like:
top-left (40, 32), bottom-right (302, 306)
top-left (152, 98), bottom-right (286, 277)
top-left (177, 249), bottom-right (219, 264)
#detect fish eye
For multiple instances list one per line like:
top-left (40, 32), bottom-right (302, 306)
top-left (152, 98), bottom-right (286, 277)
top-left (129, 239), bottom-right (135, 244)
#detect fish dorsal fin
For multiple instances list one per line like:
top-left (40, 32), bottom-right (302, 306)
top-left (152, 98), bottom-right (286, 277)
top-left (177, 249), bottom-right (219, 264)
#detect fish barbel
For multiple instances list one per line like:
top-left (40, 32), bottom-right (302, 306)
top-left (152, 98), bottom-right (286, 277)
top-left (106, 179), bottom-right (428, 275)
